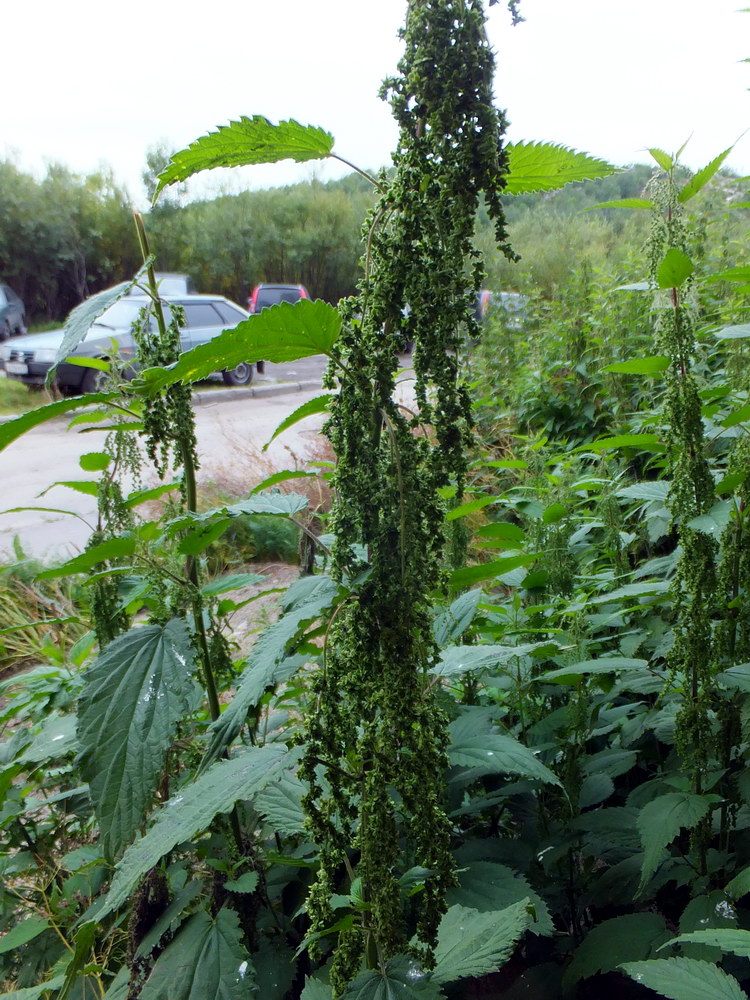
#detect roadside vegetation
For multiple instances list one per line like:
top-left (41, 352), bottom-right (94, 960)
top-left (4, 2), bottom-right (750, 999)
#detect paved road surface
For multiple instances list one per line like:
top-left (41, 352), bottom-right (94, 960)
top-left (0, 353), bottom-right (416, 562)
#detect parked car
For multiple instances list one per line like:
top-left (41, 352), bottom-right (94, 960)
top-left (0, 285), bottom-right (27, 340)
top-left (0, 293), bottom-right (255, 393)
top-left (247, 283), bottom-right (309, 313)
top-left (127, 273), bottom-right (193, 296)
top-left (474, 290), bottom-right (527, 329)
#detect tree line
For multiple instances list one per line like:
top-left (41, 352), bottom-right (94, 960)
top-left (2, 154), bottom-right (741, 323)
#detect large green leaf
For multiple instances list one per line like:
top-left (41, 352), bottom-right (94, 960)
top-left (78, 620), bottom-right (196, 858)
top-left (95, 743), bottom-right (288, 919)
top-left (37, 536), bottom-right (136, 580)
top-left (0, 975), bottom-right (66, 999)
top-left (264, 393), bottom-right (335, 449)
top-left (562, 913), bottom-right (669, 994)
top-left (678, 146), bottom-right (734, 203)
top-left (449, 553), bottom-right (537, 588)
top-left (340, 957), bottom-right (444, 999)
top-left (504, 142), bottom-right (614, 195)
top-left (589, 198), bottom-right (654, 211)
top-left (432, 901), bottom-right (532, 985)
top-left (14, 713), bottom-right (78, 765)
top-left (656, 248), bottom-right (695, 289)
top-left (0, 392), bottom-right (119, 452)
top-left (0, 917), bottom-right (49, 954)
top-left (141, 299), bottom-right (340, 391)
top-left (714, 323), bottom-right (750, 340)
top-left (538, 657), bottom-right (648, 684)
top-left (201, 576), bottom-right (339, 767)
top-left (51, 278), bottom-right (139, 374)
top-left (448, 726), bottom-right (560, 786)
top-left (155, 116), bottom-right (335, 198)
top-left (638, 793), bottom-right (717, 892)
top-left (602, 356), bottom-right (670, 375)
top-left (662, 928), bottom-right (750, 959)
top-left (435, 642), bottom-right (554, 678)
top-left (139, 908), bottom-right (253, 999)
top-left (578, 433), bottom-right (664, 453)
top-left (620, 958), bottom-right (746, 1000)
top-left (255, 771), bottom-right (307, 836)
top-left (447, 862), bottom-right (552, 935)
top-left (432, 590), bottom-right (483, 646)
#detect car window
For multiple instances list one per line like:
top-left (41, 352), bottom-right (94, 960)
top-left (182, 303), bottom-right (222, 328)
top-left (95, 299), bottom-right (152, 329)
top-left (0, 289), bottom-right (6, 307)
top-left (213, 301), bottom-right (245, 326)
top-left (256, 288), bottom-right (300, 309)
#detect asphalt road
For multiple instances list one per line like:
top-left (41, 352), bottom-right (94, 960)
top-left (0, 357), bottom-right (330, 561)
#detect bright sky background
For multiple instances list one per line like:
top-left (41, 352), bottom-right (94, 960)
top-left (4, 0), bottom-right (749, 206)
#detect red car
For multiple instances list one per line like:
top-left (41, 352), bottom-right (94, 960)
top-left (247, 283), bottom-right (309, 313)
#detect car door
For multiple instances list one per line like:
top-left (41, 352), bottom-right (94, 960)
top-left (180, 301), bottom-right (226, 352)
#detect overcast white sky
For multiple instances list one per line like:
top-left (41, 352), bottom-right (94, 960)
top-left (4, 0), bottom-right (749, 206)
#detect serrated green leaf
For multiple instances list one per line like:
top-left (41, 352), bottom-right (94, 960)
top-left (562, 913), bottom-right (669, 993)
top-left (621, 957), bottom-right (746, 1000)
top-left (142, 300), bottom-right (340, 391)
top-left (707, 266), bottom-right (750, 284)
top-left (341, 957), bottom-right (443, 999)
top-left (79, 451), bottom-right (111, 472)
top-left (589, 198), bottom-right (654, 210)
top-left (474, 522), bottom-right (526, 543)
top-left (722, 403), bottom-right (750, 429)
top-left (0, 917), bottom-right (50, 955)
top-left (725, 865), bottom-right (750, 899)
top-left (679, 146), bottom-right (734, 203)
top-left (301, 978), bottom-right (333, 1000)
top-left (578, 433), bottom-right (663, 453)
top-left (687, 500), bottom-right (732, 538)
top-left (0, 975), bottom-right (66, 999)
top-left (155, 116), bottom-right (335, 198)
top-left (674, 892), bottom-right (738, 962)
top-left (250, 469), bottom-right (318, 493)
top-left (123, 482), bottom-right (180, 509)
top-left (51, 276), bottom-right (144, 374)
top-left (139, 908), bottom-right (253, 999)
top-left (602, 356), bottom-right (670, 375)
top-left (224, 871), bottom-right (259, 893)
top-left (0, 392), bottom-right (119, 452)
top-left (616, 481), bottom-right (669, 502)
top-left (448, 728), bottom-right (560, 786)
top-left (538, 657), bottom-right (649, 684)
top-left (446, 496), bottom-right (497, 521)
top-left (15, 713), bottom-right (78, 765)
top-left (435, 641), bottom-right (554, 678)
top-left (649, 148), bottom-right (674, 171)
top-left (447, 862), bottom-right (552, 935)
top-left (177, 517), bottom-right (233, 556)
top-left (714, 323), bottom-right (750, 340)
top-left (95, 744), bottom-right (288, 919)
top-left (432, 590), bottom-right (483, 646)
top-left (432, 901), bottom-right (532, 985)
top-left (201, 577), bottom-right (339, 767)
top-left (263, 393), bottom-right (335, 450)
top-left (256, 771), bottom-right (307, 835)
top-left (200, 572), bottom-right (266, 597)
top-left (78, 620), bottom-right (196, 859)
top-left (638, 793), bottom-right (716, 892)
top-left (37, 536), bottom-right (136, 579)
top-left (662, 928), bottom-right (750, 958)
top-left (39, 479), bottom-right (100, 499)
top-left (449, 553), bottom-right (537, 587)
top-left (504, 142), bottom-right (614, 195)
top-left (542, 502), bottom-right (567, 524)
top-left (657, 248), bottom-right (695, 289)
top-left (57, 922), bottom-right (97, 1000)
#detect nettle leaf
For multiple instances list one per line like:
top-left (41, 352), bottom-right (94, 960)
top-left (142, 299), bottom-right (341, 391)
top-left (449, 553), bottom-right (537, 588)
top-left (663, 928), bottom-right (750, 959)
top-left (200, 572), bottom-right (266, 597)
top-left (638, 793), bottom-right (718, 892)
top-left (0, 916), bottom-right (50, 954)
top-left (602, 356), bottom-right (670, 375)
top-left (201, 576), bottom-right (339, 767)
top-left (589, 197), bottom-right (654, 210)
top-left (649, 147), bottom-right (674, 171)
top-left (448, 727), bottom-right (560, 786)
top-left (37, 536), bottom-right (136, 580)
top-left (301, 978), bottom-right (333, 1000)
top-left (79, 451), bottom-right (111, 472)
top-left (656, 248), bottom-right (695, 289)
top-left (51, 274), bottom-right (143, 372)
top-left (435, 642), bottom-right (553, 678)
top-left (617, 481), bottom-right (670, 502)
top-left (504, 142), bottom-right (614, 195)
top-left (687, 500), bottom-right (733, 538)
top-left (139, 908), bottom-right (253, 999)
top-left (562, 913), bottom-right (669, 994)
top-left (432, 901), bottom-right (532, 985)
top-left (447, 862), bottom-right (553, 936)
top-left (714, 323), bottom-right (750, 340)
top-left (432, 589), bottom-right (483, 646)
top-left (264, 393), bottom-right (335, 450)
top-left (0, 392), bottom-right (120, 452)
top-left (155, 116), bottom-right (335, 198)
top-left (15, 713), bottom-right (78, 765)
top-left (579, 433), bottom-right (664, 454)
top-left (95, 744), bottom-right (288, 919)
top-left (446, 496), bottom-right (498, 521)
top-left (78, 620), bottom-right (196, 859)
top-left (539, 656), bottom-right (649, 684)
top-left (621, 957), bottom-right (746, 1000)
top-left (678, 146), bottom-right (734, 203)
top-left (255, 770), bottom-right (307, 836)
top-left (341, 957), bottom-right (444, 999)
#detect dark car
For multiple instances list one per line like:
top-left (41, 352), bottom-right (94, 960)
top-left (0, 293), bottom-right (255, 393)
top-left (0, 285), bottom-right (27, 340)
top-left (248, 283), bottom-right (309, 313)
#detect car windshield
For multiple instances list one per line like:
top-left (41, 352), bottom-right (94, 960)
top-left (88, 299), bottom-right (174, 336)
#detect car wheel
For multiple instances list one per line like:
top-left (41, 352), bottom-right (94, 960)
top-left (81, 365), bottom-right (108, 394)
top-left (0, 321), bottom-right (10, 342)
top-left (222, 362), bottom-right (254, 386)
